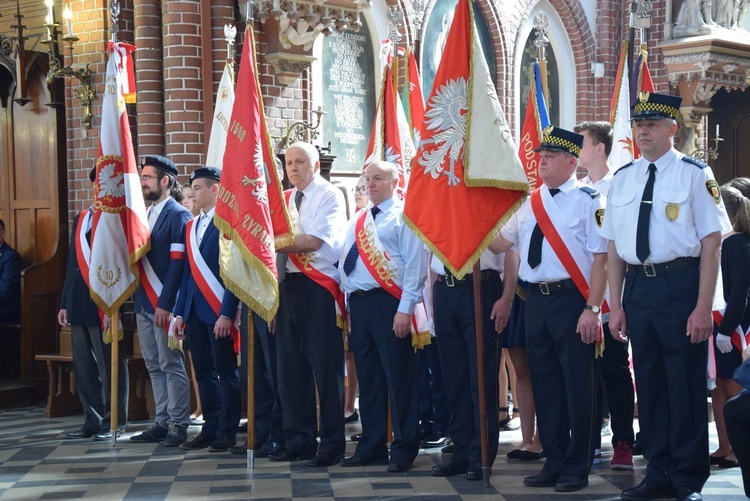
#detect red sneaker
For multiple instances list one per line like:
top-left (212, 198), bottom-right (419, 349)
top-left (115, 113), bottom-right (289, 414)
top-left (611, 440), bottom-right (634, 470)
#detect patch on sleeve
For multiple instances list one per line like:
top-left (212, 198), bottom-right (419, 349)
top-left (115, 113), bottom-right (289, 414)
top-left (595, 208), bottom-right (605, 228)
top-left (706, 179), bottom-right (721, 204)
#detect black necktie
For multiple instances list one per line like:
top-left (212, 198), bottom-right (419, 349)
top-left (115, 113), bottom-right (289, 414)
top-left (343, 206), bottom-right (381, 276)
top-left (636, 163), bottom-right (657, 263)
top-left (295, 191), bottom-right (304, 211)
top-left (527, 188), bottom-right (560, 269)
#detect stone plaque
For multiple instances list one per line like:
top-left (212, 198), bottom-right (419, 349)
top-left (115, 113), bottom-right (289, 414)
top-left (322, 22), bottom-right (376, 172)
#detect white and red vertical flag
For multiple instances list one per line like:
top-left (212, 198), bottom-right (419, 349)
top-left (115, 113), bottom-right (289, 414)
top-left (214, 27), bottom-right (293, 321)
top-left (403, 0), bottom-right (529, 278)
top-left (89, 42), bottom-right (150, 316)
top-left (404, 47), bottom-right (426, 147)
top-left (206, 62), bottom-right (235, 169)
top-left (631, 48), bottom-right (655, 159)
top-left (609, 39), bottom-right (634, 168)
top-left (517, 61), bottom-right (550, 190)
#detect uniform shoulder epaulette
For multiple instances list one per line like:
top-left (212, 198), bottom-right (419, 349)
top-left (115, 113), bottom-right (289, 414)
top-left (613, 161), bottom-right (634, 176)
top-left (579, 186), bottom-right (600, 198)
top-left (682, 155), bottom-right (708, 169)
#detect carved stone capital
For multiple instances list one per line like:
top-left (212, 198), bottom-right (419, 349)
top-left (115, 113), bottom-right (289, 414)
top-left (265, 52), bottom-right (316, 85)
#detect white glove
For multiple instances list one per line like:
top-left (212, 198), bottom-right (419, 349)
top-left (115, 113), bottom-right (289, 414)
top-left (716, 333), bottom-right (733, 354)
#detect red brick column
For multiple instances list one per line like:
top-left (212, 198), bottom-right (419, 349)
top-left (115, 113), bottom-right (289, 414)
top-left (134, 0), bottom-right (165, 160)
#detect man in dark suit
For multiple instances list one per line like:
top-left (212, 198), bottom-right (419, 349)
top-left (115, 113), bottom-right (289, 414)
top-left (171, 167), bottom-right (241, 452)
top-left (0, 218), bottom-right (22, 325)
top-left (58, 168), bottom-right (128, 441)
top-left (130, 155), bottom-right (192, 446)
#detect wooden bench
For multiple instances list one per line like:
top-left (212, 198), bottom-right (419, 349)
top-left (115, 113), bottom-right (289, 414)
top-left (34, 353), bottom-right (150, 421)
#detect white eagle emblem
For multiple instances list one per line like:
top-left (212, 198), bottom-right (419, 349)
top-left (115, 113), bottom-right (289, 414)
top-left (384, 146), bottom-right (401, 166)
top-left (98, 163), bottom-right (125, 198)
top-left (418, 78), bottom-right (467, 186)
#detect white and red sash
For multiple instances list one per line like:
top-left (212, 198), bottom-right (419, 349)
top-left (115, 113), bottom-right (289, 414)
top-left (138, 244), bottom-right (185, 310)
top-left (75, 210), bottom-right (121, 339)
top-left (712, 308), bottom-right (749, 352)
top-left (353, 209), bottom-right (431, 348)
top-left (530, 188), bottom-right (607, 353)
top-left (185, 218), bottom-right (240, 357)
top-left (284, 190), bottom-right (346, 329)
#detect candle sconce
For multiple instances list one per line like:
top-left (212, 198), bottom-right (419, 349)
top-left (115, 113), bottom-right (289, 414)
top-left (42, 1), bottom-right (96, 129)
top-left (278, 106), bottom-right (326, 149)
top-left (691, 128), bottom-right (722, 161)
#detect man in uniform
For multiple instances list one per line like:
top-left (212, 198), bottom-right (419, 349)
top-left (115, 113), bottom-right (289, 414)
top-left (59, 167), bottom-right (128, 441)
top-left (131, 155), bottom-right (192, 446)
top-left (490, 126), bottom-right (607, 492)
top-left (172, 167), bottom-right (241, 453)
top-left (601, 93), bottom-right (731, 501)
top-left (339, 161), bottom-right (427, 473)
top-left (575, 120), bottom-right (636, 470)
top-left (271, 142), bottom-right (348, 467)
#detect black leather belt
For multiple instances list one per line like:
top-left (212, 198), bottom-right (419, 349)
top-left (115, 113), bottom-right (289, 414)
top-left (436, 269), bottom-right (499, 287)
top-left (528, 278), bottom-right (577, 296)
top-left (352, 288), bottom-right (386, 297)
top-left (627, 257), bottom-right (700, 277)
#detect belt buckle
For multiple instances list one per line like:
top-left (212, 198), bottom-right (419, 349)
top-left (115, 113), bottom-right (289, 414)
top-left (444, 274), bottom-right (455, 287)
top-left (643, 263), bottom-right (656, 277)
top-left (539, 282), bottom-right (550, 295)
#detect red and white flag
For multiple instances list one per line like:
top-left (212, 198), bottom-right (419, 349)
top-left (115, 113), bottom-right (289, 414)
top-left (404, 48), bottom-right (426, 146)
top-left (609, 39), bottom-right (634, 168)
top-left (214, 27), bottom-right (293, 321)
top-left (89, 42), bottom-right (150, 315)
top-left (517, 62), bottom-right (549, 190)
top-left (206, 62), bottom-right (235, 169)
top-left (403, 0), bottom-right (528, 278)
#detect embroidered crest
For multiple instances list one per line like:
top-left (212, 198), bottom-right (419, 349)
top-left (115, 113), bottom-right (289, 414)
top-left (638, 91), bottom-right (650, 102)
top-left (665, 203), bottom-right (679, 221)
top-left (706, 179), bottom-right (720, 204)
top-left (595, 208), bottom-right (605, 228)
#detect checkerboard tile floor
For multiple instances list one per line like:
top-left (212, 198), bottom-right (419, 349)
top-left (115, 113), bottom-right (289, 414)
top-left (0, 405), bottom-right (746, 500)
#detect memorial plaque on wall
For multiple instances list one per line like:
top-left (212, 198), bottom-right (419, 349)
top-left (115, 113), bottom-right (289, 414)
top-left (322, 22), bottom-right (376, 173)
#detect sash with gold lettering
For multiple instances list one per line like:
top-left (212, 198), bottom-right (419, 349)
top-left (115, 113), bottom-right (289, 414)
top-left (284, 190), bottom-right (346, 329)
top-left (185, 218), bottom-right (240, 358)
top-left (75, 210), bottom-right (122, 341)
top-left (530, 187), bottom-right (607, 355)
top-left (353, 208), bottom-right (431, 349)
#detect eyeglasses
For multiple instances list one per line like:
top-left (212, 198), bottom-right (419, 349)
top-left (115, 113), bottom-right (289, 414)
top-left (354, 186), bottom-right (367, 195)
top-left (139, 175), bottom-right (157, 182)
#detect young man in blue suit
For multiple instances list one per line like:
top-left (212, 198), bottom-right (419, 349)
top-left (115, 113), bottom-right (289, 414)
top-left (171, 167), bottom-right (241, 452)
top-left (131, 155), bottom-right (192, 446)
top-left (58, 167), bottom-right (128, 441)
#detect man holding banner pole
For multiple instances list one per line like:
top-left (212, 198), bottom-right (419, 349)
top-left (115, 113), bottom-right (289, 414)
top-left (490, 126), bottom-right (607, 493)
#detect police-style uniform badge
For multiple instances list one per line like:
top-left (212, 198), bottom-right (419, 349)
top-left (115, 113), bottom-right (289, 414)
top-left (706, 179), bottom-right (721, 204)
top-left (595, 208), bottom-right (605, 227)
top-left (665, 203), bottom-right (679, 222)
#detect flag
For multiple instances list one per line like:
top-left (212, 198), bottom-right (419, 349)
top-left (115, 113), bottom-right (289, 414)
top-left (631, 48), bottom-right (655, 159)
top-left (517, 62), bottom-right (550, 190)
top-left (403, 0), bottom-right (529, 279)
top-left (89, 42), bottom-right (150, 316)
top-left (608, 39), bottom-right (634, 168)
top-left (214, 27), bottom-right (293, 322)
top-left (363, 56), bottom-right (414, 198)
top-left (206, 62), bottom-right (235, 169)
top-left (404, 48), bottom-right (426, 145)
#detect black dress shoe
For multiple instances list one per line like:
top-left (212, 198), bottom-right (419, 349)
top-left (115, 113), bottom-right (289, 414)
top-left (350, 433), bottom-right (362, 442)
top-left (229, 443), bottom-right (247, 455)
top-left (523, 471), bottom-right (560, 487)
top-left (344, 410), bottom-right (359, 423)
top-left (421, 432), bottom-right (450, 448)
top-left (65, 427), bottom-right (99, 439)
top-left (466, 465), bottom-right (487, 481)
top-left (621, 481), bottom-right (676, 500)
top-left (340, 454), bottom-right (389, 467)
top-left (387, 459), bottom-right (412, 473)
top-left (506, 448), bottom-right (523, 460)
top-left (307, 453), bottom-right (343, 467)
top-left (431, 460), bottom-right (469, 477)
top-left (441, 444), bottom-right (454, 454)
top-left (716, 457), bottom-right (740, 468)
top-left (709, 454), bottom-right (725, 465)
top-left (675, 486), bottom-right (702, 501)
top-left (208, 437), bottom-right (236, 452)
top-left (180, 433), bottom-right (215, 450)
top-left (555, 476), bottom-right (588, 492)
top-left (518, 450), bottom-right (545, 461)
top-left (268, 448), bottom-right (316, 462)
top-left (255, 441), bottom-right (284, 458)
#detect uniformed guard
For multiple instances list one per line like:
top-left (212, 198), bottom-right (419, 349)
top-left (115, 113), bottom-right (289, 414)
top-left (172, 167), bottom-right (241, 453)
top-left (338, 161), bottom-right (427, 473)
top-left (601, 93), bottom-right (732, 501)
top-left (490, 126), bottom-right (607, 493)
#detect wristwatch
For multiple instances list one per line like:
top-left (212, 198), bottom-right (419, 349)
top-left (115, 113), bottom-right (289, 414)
top-left (585, 304), bottom-right (601, 314)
